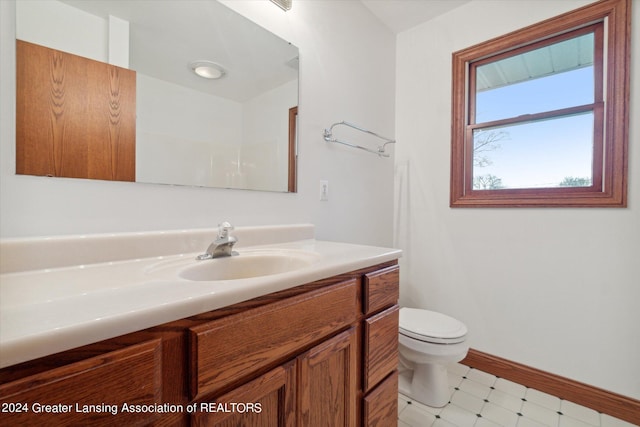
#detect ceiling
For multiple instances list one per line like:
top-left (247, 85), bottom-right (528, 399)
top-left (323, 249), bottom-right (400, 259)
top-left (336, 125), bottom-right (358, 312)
top-left (360, 0), bottom-right (473, 33)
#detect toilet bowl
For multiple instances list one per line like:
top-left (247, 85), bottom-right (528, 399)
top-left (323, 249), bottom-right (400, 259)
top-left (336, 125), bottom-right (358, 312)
top-left (398, 307), bottom-right (469, 407)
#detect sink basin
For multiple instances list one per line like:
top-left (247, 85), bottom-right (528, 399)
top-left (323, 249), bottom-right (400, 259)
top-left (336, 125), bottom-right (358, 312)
top-left (178, 250), bottom-right (319, 281)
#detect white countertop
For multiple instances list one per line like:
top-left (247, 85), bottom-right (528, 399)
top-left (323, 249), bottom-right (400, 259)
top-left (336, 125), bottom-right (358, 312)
top-left (0, 225), bottom-right (401, 368)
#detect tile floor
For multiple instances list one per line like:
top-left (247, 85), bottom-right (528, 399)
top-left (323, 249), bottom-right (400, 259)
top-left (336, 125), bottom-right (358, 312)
top-left (398, 363), bottom-right (637, 427)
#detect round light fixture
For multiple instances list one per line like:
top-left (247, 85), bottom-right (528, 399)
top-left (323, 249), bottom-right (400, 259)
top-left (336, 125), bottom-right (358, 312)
top-left (189, 61), bottom-right (226, 79)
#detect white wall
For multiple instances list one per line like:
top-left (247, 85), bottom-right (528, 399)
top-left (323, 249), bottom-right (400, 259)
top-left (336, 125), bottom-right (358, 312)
top-left (0, 0), bottom-right (396, 246)
top-left (395, 0), bottom-right (640, 399)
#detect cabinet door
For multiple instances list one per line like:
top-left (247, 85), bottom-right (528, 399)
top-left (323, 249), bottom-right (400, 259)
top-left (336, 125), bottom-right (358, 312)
top-left (297, 328), bottom-right (357, 427)
top-left (191, 360), bottom-right (296, 427)
top-left (0, 340), bottom-right (162, 426)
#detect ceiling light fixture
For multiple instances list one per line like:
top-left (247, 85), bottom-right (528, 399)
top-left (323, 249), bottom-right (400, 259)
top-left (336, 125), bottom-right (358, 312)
top-left (189, 61), bottom-right (226, 79)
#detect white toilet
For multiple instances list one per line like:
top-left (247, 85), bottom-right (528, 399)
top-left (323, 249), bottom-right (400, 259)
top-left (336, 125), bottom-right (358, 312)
top-left (398, 307), bottom-right (469, 407)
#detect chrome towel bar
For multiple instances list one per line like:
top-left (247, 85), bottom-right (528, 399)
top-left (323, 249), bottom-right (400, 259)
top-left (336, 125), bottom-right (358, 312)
top-left (323, 121), bottom-right (395, 157)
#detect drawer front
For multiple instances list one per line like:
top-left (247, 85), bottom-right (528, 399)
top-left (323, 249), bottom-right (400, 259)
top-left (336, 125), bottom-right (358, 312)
top-left (363, 265), bottom-right (399, 315)
top-left (0, 339), bottom-right (162, 426)
top-left (190, 279), bottom-right (358, 399)
top-left (363, 371), bottom-right (399, 427)
top-left (363, 305), bottom-right (399, 392)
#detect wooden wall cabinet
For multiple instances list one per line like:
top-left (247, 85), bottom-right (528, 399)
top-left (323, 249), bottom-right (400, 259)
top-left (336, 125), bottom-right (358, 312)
top-left (0, 262), bottom-right (399, 426)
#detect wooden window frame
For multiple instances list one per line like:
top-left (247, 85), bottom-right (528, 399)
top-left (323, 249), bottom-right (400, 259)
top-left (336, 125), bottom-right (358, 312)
top-left (450, 0), bottom-right (631, 207)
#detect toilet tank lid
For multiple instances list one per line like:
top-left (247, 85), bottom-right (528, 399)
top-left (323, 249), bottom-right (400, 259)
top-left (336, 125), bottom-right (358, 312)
top-left (399, 308), bottom-right (467, 343)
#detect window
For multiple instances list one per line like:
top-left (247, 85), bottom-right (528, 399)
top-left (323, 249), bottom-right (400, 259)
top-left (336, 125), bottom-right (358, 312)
top-left (450, 0), bottom-right (631, 207)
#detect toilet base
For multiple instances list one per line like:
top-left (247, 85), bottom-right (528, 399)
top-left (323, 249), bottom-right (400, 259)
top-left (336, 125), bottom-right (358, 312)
top-left (398, 362), bottom-right (451, 408)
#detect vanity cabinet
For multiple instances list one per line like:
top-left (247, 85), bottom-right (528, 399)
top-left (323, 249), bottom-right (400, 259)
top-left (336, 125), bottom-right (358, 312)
top-left (0, 261), bottom-right (399, 426)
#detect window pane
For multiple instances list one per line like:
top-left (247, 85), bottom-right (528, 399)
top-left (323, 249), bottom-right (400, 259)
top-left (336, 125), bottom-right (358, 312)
top-left (472, 113), bottom-right (594, 190)
top-left (475, 33), bottom-right (594, 123)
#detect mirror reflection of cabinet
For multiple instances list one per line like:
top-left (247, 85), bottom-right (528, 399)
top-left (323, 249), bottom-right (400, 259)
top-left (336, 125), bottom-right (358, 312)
top-left (16, 40), bottom-right (136, 181)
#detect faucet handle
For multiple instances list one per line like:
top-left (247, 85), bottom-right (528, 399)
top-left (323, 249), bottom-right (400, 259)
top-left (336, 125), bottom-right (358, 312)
top-left (217, 221), bottom-right (234, 239)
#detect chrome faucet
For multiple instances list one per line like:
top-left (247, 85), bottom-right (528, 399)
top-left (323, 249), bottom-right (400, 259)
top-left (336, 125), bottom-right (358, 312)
top-left (196, 222), bottom-right (238, 260)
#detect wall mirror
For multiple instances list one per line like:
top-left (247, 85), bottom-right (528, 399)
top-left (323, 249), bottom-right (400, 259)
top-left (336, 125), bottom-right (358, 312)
top-left (15, 0), bottom-right (299, 192)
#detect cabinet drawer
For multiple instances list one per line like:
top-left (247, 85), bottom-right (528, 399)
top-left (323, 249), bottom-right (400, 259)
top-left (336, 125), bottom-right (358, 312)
top-left (189, 279), bottom-right (358, 399)
top-left (363, 371), bottom-right (399, 427)
top-left (0, 339), bottom-right (162, 426)
top-left (363, 305), bottom-right (399, 392)
top-left (363, 265), bottom-right (399, 315)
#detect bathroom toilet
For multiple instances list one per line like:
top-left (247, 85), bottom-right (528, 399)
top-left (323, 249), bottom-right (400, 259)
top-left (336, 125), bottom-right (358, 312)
top-left (398, 307), bottom-right (469, 407)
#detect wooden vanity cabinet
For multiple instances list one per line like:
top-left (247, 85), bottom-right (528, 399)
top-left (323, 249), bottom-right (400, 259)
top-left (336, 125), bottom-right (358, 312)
top-left (0, 261), bottom-right (399, 426)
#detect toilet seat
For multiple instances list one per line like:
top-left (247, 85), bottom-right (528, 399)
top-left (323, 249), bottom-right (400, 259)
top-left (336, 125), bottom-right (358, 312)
top-left (400, 308), bottom-right (467, 344)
